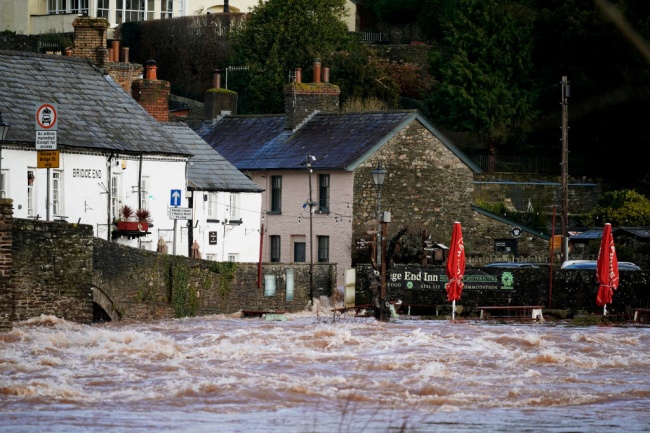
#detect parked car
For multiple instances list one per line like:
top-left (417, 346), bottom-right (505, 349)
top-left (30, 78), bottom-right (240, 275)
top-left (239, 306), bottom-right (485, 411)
top-left (485, 262), bottom-right (540, 269)
top-left (560, 260), bottom-right (641, 270)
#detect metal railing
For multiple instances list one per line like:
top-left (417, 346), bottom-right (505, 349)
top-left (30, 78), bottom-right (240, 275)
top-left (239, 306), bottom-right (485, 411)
top-left (354, 32), bottom-right (390, 44)
top-left (470, 156), bottom-right (560, 174)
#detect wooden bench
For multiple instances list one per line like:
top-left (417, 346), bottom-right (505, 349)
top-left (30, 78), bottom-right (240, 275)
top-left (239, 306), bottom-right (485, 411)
top-left (633, 308), bottom-right (650, 322)
top-left (478, 305), bottom-right (544, 321)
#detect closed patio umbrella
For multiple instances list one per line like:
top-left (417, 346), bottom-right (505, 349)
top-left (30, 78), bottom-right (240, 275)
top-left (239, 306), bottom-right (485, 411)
top-left (445, 222), bottom-right (465, 320)
top-left (191, 240), bottom-right (202, 259)
top-left (157, 237), bottom-right (168, 254)
top-left (596, 223), bottom-right (619, 315)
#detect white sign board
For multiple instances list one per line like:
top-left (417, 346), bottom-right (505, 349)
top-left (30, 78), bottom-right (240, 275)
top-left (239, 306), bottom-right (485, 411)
top-left (36, 130), bottom-right (57, 150)
top-left (169, 207), bottom-right (193, 220)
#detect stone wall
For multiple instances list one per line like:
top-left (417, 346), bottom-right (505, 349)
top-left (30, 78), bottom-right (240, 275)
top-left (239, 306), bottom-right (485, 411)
top-left (12, 218), bottom-right (95, 324)
top-left (473, 172), bottom-right (601, 214)
top-left (0, 200), bottom-right (13, 332)
top-left (92, 238), bottom-right (335, 320)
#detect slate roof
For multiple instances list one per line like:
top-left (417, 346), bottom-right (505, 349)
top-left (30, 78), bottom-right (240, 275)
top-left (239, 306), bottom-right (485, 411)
top-left (163, 124), bottom-right (263, 193)
top-left (0, 50), bottom-right (190, 157)
top-left (196, 111), bottom-right (481, 172)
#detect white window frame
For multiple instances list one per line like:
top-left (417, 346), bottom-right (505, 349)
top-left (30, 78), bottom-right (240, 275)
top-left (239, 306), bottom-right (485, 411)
top-left (27, 169), bottom-right (36, 217)
top-left (208, 192), bottom-right (218, 219)
top-left (52, 170), bottom-right (63, 217)
top-left (140, 176), bottom-right (150, 210)
top-left (47, 0), bottom-right (89, 14)
top-left (229, 193), bottom-right (240, 220)
top-left (111, 173), bottom-right (122, 220)
top-left (228, 253), bottom-right (238, 263)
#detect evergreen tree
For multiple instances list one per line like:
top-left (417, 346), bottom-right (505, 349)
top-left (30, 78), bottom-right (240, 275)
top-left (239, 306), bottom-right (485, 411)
top-left (425, 0), bottom-right (539, 148)
top-left (229, 0), bottom-right (353, 114)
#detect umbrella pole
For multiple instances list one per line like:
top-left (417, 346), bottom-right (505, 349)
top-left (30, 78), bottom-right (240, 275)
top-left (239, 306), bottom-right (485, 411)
top-left (452, 300), bottom-right (456, 320)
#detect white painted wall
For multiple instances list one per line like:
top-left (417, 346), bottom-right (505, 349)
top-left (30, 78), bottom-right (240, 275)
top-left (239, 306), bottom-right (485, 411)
top-left (190, 190), bottom-right (262, 262)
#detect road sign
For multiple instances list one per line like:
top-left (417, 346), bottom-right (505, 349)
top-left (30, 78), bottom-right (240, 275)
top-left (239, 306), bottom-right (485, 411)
top-left (169, 207), bottom-right (192, 220)
top-left (170, 189), bottom-right (182, 207)
top-left (36, 130), bottom-right (57, 150)
top-left (35, 103), bottom-right (58, 131)
top-left (37, 150), bottom-right (60, 168)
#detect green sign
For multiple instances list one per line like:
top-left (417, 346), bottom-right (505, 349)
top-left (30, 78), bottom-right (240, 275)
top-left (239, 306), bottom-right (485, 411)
top-left (386, 266), bottom-right (515, 291)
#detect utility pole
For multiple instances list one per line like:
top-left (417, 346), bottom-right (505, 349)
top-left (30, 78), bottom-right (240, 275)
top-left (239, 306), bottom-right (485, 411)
top-left (561, 76), bottom-right (570, 262)
top-left (305, 155), bottom-right (316, 303)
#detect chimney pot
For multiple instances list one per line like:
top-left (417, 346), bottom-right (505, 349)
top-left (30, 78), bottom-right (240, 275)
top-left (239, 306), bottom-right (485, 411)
top-left (295, 68), bottom-right (302, 84)
top-left (313, 58), bottom-right (321, 83)
top-left (322, 67), bottom-right (329, 83)
top-left (146, 60), bottom-right (157, 80)
top-left (213, 69), bottom-right (221, 88)
top-left (111, 40), bottom-right (120, 62)
top-left (121, 47), bottom-right (129, 63)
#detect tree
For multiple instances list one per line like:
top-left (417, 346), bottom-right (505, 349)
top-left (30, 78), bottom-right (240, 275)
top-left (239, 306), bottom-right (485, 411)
top-left (586, 189), bottom-right (650, 226)
top-left (425, 0), bottom-right (539, 149)
top-left (228, 0), bottom-right (353, 114)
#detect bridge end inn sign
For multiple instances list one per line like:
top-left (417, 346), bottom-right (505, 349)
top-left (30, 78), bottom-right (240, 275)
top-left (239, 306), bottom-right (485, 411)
top-left (386, 266), bottom-right (515, 292)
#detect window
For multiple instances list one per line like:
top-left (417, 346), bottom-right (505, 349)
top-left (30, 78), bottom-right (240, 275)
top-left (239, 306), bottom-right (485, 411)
top-left (97, 0), bottom-right (109, 18)
top-left (52, 171), bottom-right (62, 217)
top-left (140, 176), bottom-right (150, 210)
top-left (228, 253), bottom-right (238, 263)
top-left (27, 170), bottom-right (35, 217)
top-left (161, 0), bottom-right (174, 18)
top-left (270, 176), bottom-right (282, 213)
top-left (229, 193), bottom-right (240, 220)
top-left (48, 0), bottom-right (88, 14)
top-left (270, 235), bottom-right (281, 262)
top-left (116, 0), bottom-right (153, 24)
top-left (318, 236), bottom-right (329, 262)
top-left (0, 169), bottom-right (5, 198)
top-left (111, 173), bottom-right (122, 220)
top-left (207, 192), bottom-right (218, 219)
top-left (294, 242), bottom-right (306, 262)
top-left (318, 174), bottom-right (329, 212)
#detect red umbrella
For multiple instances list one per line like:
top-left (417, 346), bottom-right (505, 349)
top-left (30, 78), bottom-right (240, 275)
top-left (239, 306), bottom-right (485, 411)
top-left (446, 221), bottom-right (466, 319)
top-left (596, 223), bottom-right (619, 315)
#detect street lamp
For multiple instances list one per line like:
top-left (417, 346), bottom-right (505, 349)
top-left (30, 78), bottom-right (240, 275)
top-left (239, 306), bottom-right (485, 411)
top-left (372, 162), bottom-right (387, 264)
top-left (0, 110), bottom-right (10, 198)
top-left (305, 154), bottom-right (317, 304)
top-left (371, 162), bottom-right (387, 320)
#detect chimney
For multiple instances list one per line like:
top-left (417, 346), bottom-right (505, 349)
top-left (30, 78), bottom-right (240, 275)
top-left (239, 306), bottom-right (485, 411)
top-left (122, 47), bottom-right (129, 64)
top-left (204, 68), bottom-right (238, 120)
top-left (132, 60), bottom-right (171, 122)
top-left (72, 16), bottom-right (109, 65)
top-left (284, 61), bottom-right (340, 130)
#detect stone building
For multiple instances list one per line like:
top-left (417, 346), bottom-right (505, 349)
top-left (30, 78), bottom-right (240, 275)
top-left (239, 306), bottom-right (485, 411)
top-left (196, 60), bottom-right (552, 288)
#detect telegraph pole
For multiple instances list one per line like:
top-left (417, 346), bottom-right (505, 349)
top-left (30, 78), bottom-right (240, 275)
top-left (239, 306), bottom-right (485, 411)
top-left (561, 76), bottom-right (570, 262)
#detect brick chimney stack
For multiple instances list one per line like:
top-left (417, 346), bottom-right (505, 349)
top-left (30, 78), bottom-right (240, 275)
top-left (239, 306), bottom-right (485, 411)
top-left (284, 59), bottom-right (340, 130)
top-left (204, 69), bottom-right (238, 120)
top-left (132, 60), bottom-right (170, 123)
top-left (72, 16), bottom-right (109, 66)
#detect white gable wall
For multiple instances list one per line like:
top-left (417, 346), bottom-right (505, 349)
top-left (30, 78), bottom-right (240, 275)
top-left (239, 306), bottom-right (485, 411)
top-left (190, 190), bottom-right (262, 262)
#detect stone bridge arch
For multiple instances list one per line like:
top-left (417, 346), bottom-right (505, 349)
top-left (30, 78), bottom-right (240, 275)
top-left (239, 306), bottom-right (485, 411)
top-left (91, 285), bottom-right (120, 322)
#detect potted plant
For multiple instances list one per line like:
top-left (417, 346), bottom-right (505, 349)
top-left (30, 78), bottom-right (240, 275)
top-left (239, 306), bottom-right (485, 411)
top-left (135, 208), bottom-right (152, 231)
top-left (116, 204), bottom-right (150, 232)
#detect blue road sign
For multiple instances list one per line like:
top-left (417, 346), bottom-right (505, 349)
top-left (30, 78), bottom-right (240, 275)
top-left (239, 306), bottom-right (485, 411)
top-left (170, 189), bottom-right (182, 207)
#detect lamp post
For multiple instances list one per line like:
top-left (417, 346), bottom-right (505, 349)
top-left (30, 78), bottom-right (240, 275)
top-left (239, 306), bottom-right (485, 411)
top-left (0, 111), bottom-right (10, 198)
top-left (305, 155), bottom-right (316, 304)
top-left (371, 162), bottom-right (387, 320)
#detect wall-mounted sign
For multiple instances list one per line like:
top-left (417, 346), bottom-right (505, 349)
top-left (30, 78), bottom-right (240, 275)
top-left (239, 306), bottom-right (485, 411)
top-left (511, 226), bottom-right (522, 238)
top-left (37, 150), bottom-right (59, 168)
top-left (209, 231), bottom-right (217, 245)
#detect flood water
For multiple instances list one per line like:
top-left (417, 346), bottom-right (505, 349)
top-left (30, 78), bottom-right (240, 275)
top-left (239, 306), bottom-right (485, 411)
top-left (1, 301), bottom-right (649, 433)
